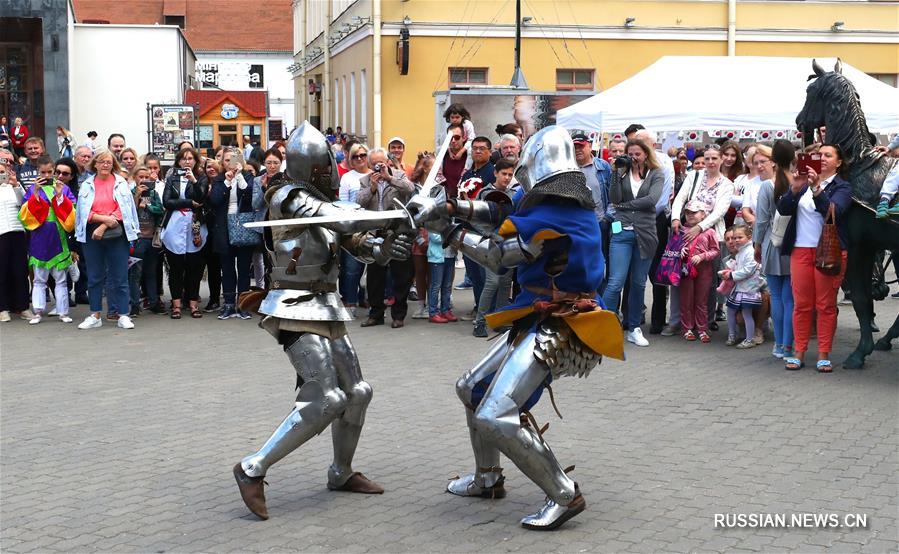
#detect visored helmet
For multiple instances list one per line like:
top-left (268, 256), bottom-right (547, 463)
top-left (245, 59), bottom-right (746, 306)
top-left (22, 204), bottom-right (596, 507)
top-left (285, 121), bottom-right (339, 195)
top-left (514, 125), bottom-right (581, 192)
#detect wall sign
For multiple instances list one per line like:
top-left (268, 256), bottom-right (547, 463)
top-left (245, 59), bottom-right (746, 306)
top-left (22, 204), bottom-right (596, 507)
top-left (149, 104), bottom-right (196, 161)
top-left (197, 62), bottom-right (265, 89)
top-left (221, 103), bottom-right (239, 119)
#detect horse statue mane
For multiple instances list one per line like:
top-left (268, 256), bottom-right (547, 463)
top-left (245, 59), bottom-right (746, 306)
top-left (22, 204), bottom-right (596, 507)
top-left (796, 59), bottom-right (897, 209)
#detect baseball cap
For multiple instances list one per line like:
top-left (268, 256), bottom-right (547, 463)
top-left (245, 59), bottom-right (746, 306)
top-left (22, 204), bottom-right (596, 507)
top-left (570, 129), bottom-right (591, 144)
top-left (387, 136), bottom-right (405, 147)
top-left (684, 200), bottom-right (709, 213)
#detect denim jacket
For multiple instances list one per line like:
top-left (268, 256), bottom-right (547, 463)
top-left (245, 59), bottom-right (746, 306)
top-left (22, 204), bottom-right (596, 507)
top-left (75, 174), bottom-right (140, 243)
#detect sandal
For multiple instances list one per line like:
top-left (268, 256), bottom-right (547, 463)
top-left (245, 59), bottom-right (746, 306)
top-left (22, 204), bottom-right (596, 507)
top-left (784, 357), bottom-right (804, 371)
top-left (191, 306), bottom-right (203, 318)
top-left (683, 330), bottom-right (697, 341)
top-left (816, 359), bottom-right (833, 373)
top-left (170, 303), bottom-right (182, 319)
top-left (698, 331), bottom-right (711, 343)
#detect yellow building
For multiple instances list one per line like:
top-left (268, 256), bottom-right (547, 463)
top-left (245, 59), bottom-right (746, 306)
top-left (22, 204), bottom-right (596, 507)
top-left (291, 0), bottom-right (899, 153)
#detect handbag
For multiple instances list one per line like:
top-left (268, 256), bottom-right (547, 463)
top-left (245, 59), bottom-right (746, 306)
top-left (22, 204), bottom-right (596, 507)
top-left (151, 227), bottom-right (163, 249)
top-left (88, 222), bottom-right (124, 240)
top-left (815, 203), bottom-right (842, 275)
top-left (769, 208), bottom-right (791, 248)
top-left (653, 232), bottom-right (686, 287)
top-left (227, 211), bottom-right (262, 247)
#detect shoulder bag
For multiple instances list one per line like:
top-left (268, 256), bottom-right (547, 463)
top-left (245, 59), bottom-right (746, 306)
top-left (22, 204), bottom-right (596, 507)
top-left (227, 211), bottom-right (262, 247)
top-left (815, 203), bottom-right (842, 275)
top-left (653, 232), bottom-right (686, 287)
top-left (769, 207), bottom-right (791, 248)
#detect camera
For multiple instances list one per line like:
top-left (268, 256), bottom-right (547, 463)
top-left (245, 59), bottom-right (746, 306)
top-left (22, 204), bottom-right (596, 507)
top-left (614, 155), bottom-right (632, 169)
top-left (373, 162), bottom-right (385, 173)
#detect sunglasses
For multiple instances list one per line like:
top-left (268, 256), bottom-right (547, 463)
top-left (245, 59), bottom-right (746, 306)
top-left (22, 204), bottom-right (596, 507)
top-left (352, 153), bottom-right (368, 160)
top-left (54, 170), bottom-right (72, 176)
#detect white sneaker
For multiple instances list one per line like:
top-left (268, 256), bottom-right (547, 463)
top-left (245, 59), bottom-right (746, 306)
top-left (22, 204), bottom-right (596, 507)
top-left (626, 327), bottom-right (650, 347)
top-left (412, 305), bottom-right (429, 319)
top-left (28, 313), bottom-right (42, 325)
top-left (59, 314), bottom-right (73, 323)
top-left (117, 315), bottom-right (135, 329)
top-left (78, 314), bottom-right (103, 329)
top-left (19, 309), bottom-right (36, 320)
top-left (0, 311), bottom-right (10, 322)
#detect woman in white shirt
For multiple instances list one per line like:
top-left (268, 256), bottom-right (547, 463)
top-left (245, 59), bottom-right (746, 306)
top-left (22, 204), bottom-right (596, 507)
top-left (733, 144), bottom-right (762, 226)
top-left (339, 143), bottom-right (371, 204)
top-left (160, 147), bottom-right (209, 319)
top-left (337, 143), bottom-right (371, 314)
top-left (0, 158), bottom-right (31, 321)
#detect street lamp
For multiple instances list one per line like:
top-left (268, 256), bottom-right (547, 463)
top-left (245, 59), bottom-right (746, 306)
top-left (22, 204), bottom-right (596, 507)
top-left (624, 17), bottom-right (636, 29)
top-left (831, 21), bottom-right (845, 32)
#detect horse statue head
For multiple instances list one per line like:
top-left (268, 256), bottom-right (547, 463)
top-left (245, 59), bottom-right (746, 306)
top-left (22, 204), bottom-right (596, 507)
top-left (796, 58), bottom-right (895, 207)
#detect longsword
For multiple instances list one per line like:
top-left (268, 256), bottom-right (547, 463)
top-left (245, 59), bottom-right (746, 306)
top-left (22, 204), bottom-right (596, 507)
top-left (244, 131), bottom-right (453, 229)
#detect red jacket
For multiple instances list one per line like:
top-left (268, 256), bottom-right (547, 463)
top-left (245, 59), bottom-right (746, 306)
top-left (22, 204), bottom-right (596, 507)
top-left (682, 226), bottom-right (720, 265)
top-left (11, 125), bottom-right (29, 148)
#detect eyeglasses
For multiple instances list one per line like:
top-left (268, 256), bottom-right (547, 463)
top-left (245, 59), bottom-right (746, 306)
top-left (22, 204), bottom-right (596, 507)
top-left (753, 159), bottom-right (772, 166)
top-left (96, 159), bottom-right (113, 165)
top-left (54, 170), bottom-right (72, 176)
top-left (352, 153), bottom-right (368, 160)
top-left (471, 146), bottom-right (490, 152)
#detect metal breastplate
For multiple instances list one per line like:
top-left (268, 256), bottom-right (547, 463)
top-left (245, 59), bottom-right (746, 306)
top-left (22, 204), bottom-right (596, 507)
top-left (261, 218), bottom-right (351, 321)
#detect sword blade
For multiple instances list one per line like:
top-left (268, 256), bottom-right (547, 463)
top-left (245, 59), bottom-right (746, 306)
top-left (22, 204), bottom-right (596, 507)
top-left (243, 209), bottom-right (409, 229)
top-left (419, 131), bottom-right (453, 198)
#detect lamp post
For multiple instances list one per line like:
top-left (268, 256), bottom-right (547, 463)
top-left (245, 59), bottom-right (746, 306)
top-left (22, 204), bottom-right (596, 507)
top-left (510, 0), bottom-right (528, 89)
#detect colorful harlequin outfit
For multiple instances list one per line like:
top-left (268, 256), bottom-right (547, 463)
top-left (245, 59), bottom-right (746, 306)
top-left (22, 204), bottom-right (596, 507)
top-left (19, 182), bottom-right (76, 316)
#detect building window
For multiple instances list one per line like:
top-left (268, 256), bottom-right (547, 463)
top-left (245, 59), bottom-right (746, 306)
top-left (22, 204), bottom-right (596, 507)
top-left (164, 15), bottom-right (185, 29)
top-left (350, 72), bottom-right (356, 134)
top-left (556, 69), bottom-right (594, 91)
top-left (869, 73), bottom-right (897, 87)
top-left (334, 78), bottom-right (340, 127)
top-left (360, 69), bottom-right (367, 137)
top-left (449, 68), bottom-right (487, 87)
top-left (342, 76), bottom-right (348, 130)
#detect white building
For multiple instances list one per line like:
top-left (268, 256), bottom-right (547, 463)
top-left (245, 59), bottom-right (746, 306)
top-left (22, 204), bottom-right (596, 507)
top-left (69, 23), bottom-right (196, 155)
top-left (195, 52), bottom-right (295, 139)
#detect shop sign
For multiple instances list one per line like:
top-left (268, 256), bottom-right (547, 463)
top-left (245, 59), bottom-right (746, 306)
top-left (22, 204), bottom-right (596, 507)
top-left (197, 62), bottom-right (265, 89)
top-left (221, 104), bottom-right (239, 119)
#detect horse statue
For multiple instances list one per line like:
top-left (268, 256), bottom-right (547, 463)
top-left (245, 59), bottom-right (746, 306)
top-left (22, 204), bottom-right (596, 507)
top-left (795, 59), bottom-right (899, 368)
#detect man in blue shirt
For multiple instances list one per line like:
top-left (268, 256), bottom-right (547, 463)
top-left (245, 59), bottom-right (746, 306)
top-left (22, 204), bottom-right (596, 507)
top-left (461, 136), bottom-right (496, 187)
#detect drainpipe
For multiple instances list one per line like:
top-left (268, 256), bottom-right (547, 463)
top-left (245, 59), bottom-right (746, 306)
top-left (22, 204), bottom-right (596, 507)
top-left (372, 0), bottom-right (382, 146)
top-left (727, 0), bottom-right (736, 56)
top-left (299, 0), bottom-right (307, 124)
top-left (323, 0), bottom-right (332, 128)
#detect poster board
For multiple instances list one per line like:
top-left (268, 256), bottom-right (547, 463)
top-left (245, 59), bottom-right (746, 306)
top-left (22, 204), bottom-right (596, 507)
top-left (149, 104), bottom-right (197, 161)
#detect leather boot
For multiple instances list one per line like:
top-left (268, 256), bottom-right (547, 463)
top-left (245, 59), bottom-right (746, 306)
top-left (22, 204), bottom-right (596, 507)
top-left (327, 472), bottom-right (384, 494)
top-left (233, 463), bottom-right (269, 520)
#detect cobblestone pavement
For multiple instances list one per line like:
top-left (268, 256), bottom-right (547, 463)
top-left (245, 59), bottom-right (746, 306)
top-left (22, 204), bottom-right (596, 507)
top-left (1, 287), bottom-right (897, 553)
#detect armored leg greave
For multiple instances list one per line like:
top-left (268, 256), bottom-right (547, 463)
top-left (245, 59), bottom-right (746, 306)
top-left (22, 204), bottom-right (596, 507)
top-left (241, 334), bottom-right (371, 480)
top-left (327, 336), bottom-right (372, 487)
top-left (455, 335), bottom-right (508, 489)
top-left (469, 329), bottom-right (577, 506)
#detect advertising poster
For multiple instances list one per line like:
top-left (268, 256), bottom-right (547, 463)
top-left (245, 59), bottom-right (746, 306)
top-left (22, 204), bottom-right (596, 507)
top-left (149, 104), bottom-right (197, 161)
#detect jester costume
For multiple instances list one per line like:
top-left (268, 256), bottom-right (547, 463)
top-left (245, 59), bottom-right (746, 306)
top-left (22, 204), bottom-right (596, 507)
top-left (408, 125), bottom-right (624, 530)
top-left (19, 181), bottom-right (76, 319)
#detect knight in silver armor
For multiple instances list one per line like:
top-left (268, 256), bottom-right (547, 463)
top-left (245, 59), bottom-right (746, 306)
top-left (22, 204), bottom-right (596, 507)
top-left (233, 122), bottom-right (413, 520)
top-left (407, 126), bottom-right (624, 530)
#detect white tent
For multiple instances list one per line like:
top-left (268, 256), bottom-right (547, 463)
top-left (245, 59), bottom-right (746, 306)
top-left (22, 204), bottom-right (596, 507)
top-left (557, 56), bottom-right (899, 134)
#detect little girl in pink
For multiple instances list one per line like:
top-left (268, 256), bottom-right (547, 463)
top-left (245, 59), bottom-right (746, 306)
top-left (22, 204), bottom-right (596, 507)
top-left (679, 200), bottom-right (720, 343)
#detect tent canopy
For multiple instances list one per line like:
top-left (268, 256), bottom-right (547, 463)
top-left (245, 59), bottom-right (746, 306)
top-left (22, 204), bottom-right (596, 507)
top-left (557, 56), bottom-right (899, 134)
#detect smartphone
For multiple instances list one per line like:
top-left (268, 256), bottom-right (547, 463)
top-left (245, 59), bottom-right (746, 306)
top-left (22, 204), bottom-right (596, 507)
top-left (140, 180), bottom-right (155, 197)
top-left (0, 172), bottom-right (8, 185)
top-left (796, 153), bottom-right (822, 175)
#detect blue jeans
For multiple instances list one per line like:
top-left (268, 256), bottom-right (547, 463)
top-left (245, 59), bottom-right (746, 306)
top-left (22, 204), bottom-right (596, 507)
top-left (82, 234), bottom-right (131, 314)
top-left (339, 250), bottom-right (364, 305)
top-left (602, 229), bottom-right (653, 331)
top-left (766, 274), bottom-right (794, 349)
top-left (220, 245), bottom-right (254, 305)
top-left (428, 259), bottom-right (455, 316)
top-left (463, 255), bottom-right (486, 308)
top-left (129, 238), bottom-right (161, 307)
